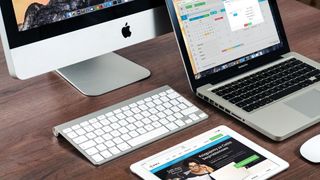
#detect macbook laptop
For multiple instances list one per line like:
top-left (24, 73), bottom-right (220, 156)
top-left (165, 0), bottom-right (320, 141)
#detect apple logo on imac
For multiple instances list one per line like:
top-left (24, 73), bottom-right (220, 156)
top-left (122, 23), bottom-right (132, 38)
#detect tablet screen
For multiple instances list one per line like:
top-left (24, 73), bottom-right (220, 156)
top-left (141, 129), bottom-right (280, 180)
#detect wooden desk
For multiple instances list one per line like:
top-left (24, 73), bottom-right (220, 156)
top-left (0, 0), bottom-right (319, 179)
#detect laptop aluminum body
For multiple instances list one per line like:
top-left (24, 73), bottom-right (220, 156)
top-left (166, 0), bottom-right (320, 141)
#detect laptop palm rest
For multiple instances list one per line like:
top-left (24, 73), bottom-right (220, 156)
top-left (285, 89), bottom-right (320, 119)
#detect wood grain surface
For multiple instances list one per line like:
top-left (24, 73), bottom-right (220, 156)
top-left (0, 0), bottom-right (319, 179)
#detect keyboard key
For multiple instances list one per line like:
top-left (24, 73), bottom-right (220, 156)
top-left (160, 96), bottom-right (170, 102)
top-left (149, 115), bottom-right (159, 121)
top-left (117, 142), bottom-right (131, 151)
top-left (91, 154), bottom-right (104, 163)
top-left (166, 123), bottom-right (178, 130)
top-left (100, 119), bottom-right (110, 126)
top-left (126, 124), bottom-right (137, 131)
top-left (185, 119), bottom-right (193, 124)
top-left (67, 132), bottom-right (78, 139)
top-left (105, 112), bottom-right (114, 117)
top-left (134, 121), bottom-right (144, 128)
top-left (111, 123), bottom-right (121, 130)
top-left (152, 94), bottom-right (160, 99)
top-left (157, 112), bottom-right (166, 118)
top-left (124, 110), bottom-right (134, 117)
top-left (94, 137), bottom-right (105, 144)
top-left (102, 133), bottom-right (113, 141)
top-left (153, 99), bottom-right (162, 105)
top-left (175, 120), bottom-right (185, 127)
top-left (62, 128), bottom-right (72, 134)
top-left (97, 115), bottom-right (106, 120)
top-left (109, 147), bottom-right (121, 155)
top-left (86, 147), bottom-right (98, 156)
top-left (121, 134), bottom-right (131, 141)
top-left (118, 119), bottom-right (129, 126)
top-left (170, 99), bottom-right (179, 106)
top-left (121, 106), bottom-right (130, 111)
top-left (113, 137), bottom-right (124, 144)
top-left (164, 109), bottom-right (174, 115)
top-left (75, 128), bottom-right (86, 136)
top-left (80, 140), bottom-right (96, 150)
top-left (96, 144), bottom-right (107, 151)
top-left (89, 118), bottom-right (98, 124)
top-left (128, 126), bottom-right (169, 147)
top-left (116, 113), bottom-right (126, 120)
top-left (73, 135), bottom-right (88, 144)
top-left (160, 119), bottom-right (169, 125)
top-left (104, 140), bottom-right (115, 148)
top-left (113, 109), bottom-right (122, 114)
top-left (137, 100), bottom-right (145, 105)
top-left (152, 122), bottom-right (162, 128)
top-left (118, 127), bottom-right (129, 134)
top-left (144, 124), bottom-right (154, 131)
top-left (101, 150), bottom-right (112, 158)
top-left (92, 122), bottom-right (103, 129)
top-left (134, 114), bottom-right (144, 120)
top-left (181, 107), bottom-right (198, 116)
top-left (126, 117), bottom-right (136, 123)
top-left (129, 103), bottom-right (137, 108)
top-left (86, 132), bottom-right (97, 139)
top-left (102, 126), bottom-right (112, 133)
top-left (71, 125), bottom-right (81, 130)
top-left (142, 118), bottom-right (152, 125)
top-left (137, 127), bottom-right (147, 134)
top-left (189, 114), bottom-right (199, 121)
top-left (110, 130), bottom-right (121, 137)
top-left (149, 108), bottom-right (159, 114)
top-left (174, 113), bottom-right (184, 119)
top-left (129, 130), bottom-right (139, 138)
top-left (146, 102), bottom-right (156, 108)
top-left (199, 113), bottom-right (207, 119)
top-left (108, 116), bottom-right (118, 123)
top-left (84, 125), bottom-right (94, 132)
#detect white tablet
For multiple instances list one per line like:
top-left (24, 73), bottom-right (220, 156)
top-left (130, 126), bottom-right (289, 180)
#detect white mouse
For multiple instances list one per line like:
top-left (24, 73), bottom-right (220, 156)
top-left (300, 134), bottom-right (320, 163)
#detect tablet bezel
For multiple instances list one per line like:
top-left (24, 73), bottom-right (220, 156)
top-left (130, 125), bottom-right (289, 180)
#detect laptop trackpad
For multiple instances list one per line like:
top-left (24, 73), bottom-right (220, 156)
top-left (285, 89), bottom-right (320, 118)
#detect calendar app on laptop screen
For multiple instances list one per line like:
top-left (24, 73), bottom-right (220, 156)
top-left (172, 0), bottom-right (281, 79)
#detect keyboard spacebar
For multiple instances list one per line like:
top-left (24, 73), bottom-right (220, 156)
top-left (128, 126), bottom-right (170, 147)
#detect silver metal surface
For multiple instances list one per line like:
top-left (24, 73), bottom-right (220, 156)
top-left (53, 85), bottom-right (209, 165)
top-left (197, 52), bottom-right (320, 141)
top-left (57, 52), bottom-right (151, 96)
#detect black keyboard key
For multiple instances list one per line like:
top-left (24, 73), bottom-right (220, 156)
top-left (236, 101), bottom-right (247, 108)
top-left (229, 97), bottom-right (243, 104)
top-left (212, 59), bottom-right (318, 111)
top-left (270, 85), bottom-right (302, 101)
top-left (232, 90), bottom-right (242, 97)
top-left (222, 94), bottom-right (234, 100)
top-left (243, 105), bottom-right (254, 112)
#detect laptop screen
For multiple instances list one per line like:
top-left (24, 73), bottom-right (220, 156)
top-left (172, 0), bottom-right (283, 80)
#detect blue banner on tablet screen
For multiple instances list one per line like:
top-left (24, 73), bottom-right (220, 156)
top-left (142, 130), bottom-right (280, 180)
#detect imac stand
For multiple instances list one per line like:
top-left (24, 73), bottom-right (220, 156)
top-left (56, 52), bottom-right (151, 96)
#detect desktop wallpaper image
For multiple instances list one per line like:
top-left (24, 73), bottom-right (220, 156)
top-left (12, 0), bottom-right (110, 31)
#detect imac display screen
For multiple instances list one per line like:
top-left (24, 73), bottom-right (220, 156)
top-left (12, 0), bottom-right (134, 31)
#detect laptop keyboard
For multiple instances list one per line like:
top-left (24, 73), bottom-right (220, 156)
top-left (212, 58), bottom-right (320, 112)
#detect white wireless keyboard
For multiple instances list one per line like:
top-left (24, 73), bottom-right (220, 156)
top-left (53, 85), bottom-right (208, 165)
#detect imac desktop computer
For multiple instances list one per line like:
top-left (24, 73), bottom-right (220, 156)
top-left (0, 0), bottom-right (209, 166)
top-left (0, 0), bottom-right (172, 96)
